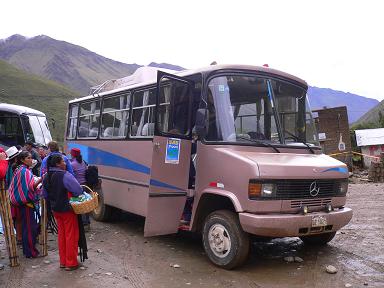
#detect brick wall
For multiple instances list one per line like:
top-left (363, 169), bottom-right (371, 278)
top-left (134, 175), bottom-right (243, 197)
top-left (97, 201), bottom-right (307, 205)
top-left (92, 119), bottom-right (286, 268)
top-left (313, 106), bottom-right (351, 165)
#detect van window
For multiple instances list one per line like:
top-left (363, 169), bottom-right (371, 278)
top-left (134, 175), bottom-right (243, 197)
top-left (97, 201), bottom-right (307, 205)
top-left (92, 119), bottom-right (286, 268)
top-left (0, 113), bottom-right (24, 146)
top-left (130, 89), bottom-right (156, 137)
top-left (101, 94), bottom-right (130, 138)
top-left (157, 79), bottom-right (191, 136)
top-left (67, 104), bottom-right (79, 139)
top-left (78, 101), bottom-right (100, 138)
top-left (206, 75), bottom-right (279, 143)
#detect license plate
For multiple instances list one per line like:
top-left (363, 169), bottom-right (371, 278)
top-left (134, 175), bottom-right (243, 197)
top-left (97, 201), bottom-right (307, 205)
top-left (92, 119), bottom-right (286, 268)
top-left (312, 215), bottom-right (327, 227)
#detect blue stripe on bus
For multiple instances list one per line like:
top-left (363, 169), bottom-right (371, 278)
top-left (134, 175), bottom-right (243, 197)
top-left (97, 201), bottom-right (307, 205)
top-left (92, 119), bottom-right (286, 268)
top-left (321, 167), bottom-right (348, 174)
top-left (67, 143), bottom-right (150, 174)
top-left (67, 142), bottom-right (182, 191)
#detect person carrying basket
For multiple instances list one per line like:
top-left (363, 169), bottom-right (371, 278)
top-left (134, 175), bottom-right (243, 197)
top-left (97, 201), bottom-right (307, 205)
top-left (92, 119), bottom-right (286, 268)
top-left (43, 154), bottom-right (84, 271)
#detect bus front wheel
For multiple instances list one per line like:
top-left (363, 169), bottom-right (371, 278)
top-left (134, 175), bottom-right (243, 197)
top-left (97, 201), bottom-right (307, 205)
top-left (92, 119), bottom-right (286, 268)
top-left (202, 210), bottom-right (250, 269)
top-left (91, 186), bottom-right (113, 222)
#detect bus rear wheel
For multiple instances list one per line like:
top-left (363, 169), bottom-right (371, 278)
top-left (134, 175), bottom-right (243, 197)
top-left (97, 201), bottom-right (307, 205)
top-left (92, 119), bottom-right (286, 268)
top-left (91, 186), bottom-right (113, 222)
top-left (202, 210), bottom-right (250, 269)
top-left (300, 232), bottom-right (336, 245)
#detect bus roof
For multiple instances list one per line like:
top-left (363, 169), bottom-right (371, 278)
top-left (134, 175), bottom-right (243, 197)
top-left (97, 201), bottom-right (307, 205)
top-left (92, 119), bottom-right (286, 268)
top-left (69, 64), bottom-right (307, 104)
top-left (0, 103), bottom-right (46, 116)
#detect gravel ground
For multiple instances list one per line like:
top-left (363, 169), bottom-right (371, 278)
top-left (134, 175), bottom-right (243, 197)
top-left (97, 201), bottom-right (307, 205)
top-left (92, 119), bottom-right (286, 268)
top-left (0, 183), bottom-right (383, 288)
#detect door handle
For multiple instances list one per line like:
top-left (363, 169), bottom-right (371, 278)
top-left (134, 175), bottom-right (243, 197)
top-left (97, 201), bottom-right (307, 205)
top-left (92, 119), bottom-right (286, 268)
top-left (153, 142), bottom-right (160, 148)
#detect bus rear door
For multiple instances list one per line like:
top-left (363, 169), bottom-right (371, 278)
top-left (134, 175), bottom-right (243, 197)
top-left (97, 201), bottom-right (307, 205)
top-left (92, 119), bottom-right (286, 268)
top-left (144, 72), bottom-right (194, 236)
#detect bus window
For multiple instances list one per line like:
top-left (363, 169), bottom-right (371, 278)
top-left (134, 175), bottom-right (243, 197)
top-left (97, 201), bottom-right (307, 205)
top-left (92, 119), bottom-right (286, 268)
top-left (206, 75), bottom-right (279, 143)
top-left (78, 101), bottom-right (100, 138)
top-left (101, 93), bottom-right (130, 138)
top-left (157, 79), bottom-right (191, 136)
top-left (130, 89), bottom-right (156, 137)
top-left (0, 113), bottom-right (24, 146)
top-left (26, 116), bottom-right (45, 144)
top-left (67, 104), bottom-right (79, 139)
top-left (37, 116), bottom-right (52, 145)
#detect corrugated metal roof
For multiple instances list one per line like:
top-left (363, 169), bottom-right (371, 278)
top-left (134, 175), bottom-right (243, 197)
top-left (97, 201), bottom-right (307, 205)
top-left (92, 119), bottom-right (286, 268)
top-left (355, 128), bottom-right (384, 146)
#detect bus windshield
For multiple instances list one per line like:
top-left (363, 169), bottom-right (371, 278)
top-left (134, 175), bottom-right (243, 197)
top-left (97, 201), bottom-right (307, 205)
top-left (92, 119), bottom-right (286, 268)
top-left (206, 75), bottom-right (319, 146)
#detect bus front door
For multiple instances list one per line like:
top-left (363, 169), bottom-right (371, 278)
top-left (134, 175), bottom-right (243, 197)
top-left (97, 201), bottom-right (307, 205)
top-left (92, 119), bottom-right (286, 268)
top-left (144, 72), bottom-right (193, 237)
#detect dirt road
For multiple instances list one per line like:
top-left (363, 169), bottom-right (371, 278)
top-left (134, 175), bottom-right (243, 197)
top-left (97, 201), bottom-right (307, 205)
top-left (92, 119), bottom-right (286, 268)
top-left (1, 183), bottom-right (383, 288)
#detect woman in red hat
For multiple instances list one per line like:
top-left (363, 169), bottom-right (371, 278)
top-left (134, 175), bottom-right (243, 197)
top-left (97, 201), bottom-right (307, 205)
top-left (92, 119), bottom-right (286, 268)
top-left (69, 148), bottom-right (90, 229)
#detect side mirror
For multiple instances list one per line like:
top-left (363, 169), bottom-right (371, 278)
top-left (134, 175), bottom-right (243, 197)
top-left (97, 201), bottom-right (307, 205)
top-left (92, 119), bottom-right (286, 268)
top-left (195, 108), bottom-right (208, 139)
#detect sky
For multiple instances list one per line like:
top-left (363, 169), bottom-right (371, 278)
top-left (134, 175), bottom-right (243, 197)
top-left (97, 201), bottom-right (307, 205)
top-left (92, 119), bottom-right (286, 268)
top-left (1, 0), bottom-right (384, 101)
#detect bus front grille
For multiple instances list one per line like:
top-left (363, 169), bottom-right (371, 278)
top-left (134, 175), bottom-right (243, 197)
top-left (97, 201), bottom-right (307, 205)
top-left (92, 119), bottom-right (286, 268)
top-left (290, 198), bottom-right (332, 208)
top-left (275, 179), bottom-right (341, 200)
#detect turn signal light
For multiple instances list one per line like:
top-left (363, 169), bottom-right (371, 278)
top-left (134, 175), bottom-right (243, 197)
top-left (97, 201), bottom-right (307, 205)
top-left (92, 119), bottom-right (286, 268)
top-left (248, 183), bottom-right (262, 198)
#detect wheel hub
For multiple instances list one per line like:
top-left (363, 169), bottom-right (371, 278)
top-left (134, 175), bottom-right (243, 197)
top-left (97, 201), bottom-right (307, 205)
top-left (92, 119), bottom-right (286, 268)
top-left (208, 224), bottom-right (231, 258)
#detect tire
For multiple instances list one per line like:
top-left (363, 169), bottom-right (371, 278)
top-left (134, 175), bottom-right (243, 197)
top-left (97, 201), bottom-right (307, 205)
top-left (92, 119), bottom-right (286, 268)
top-left (202, 210), bottom-right (250, 269)
top-left (300, 232), bottom-right (336, 246)
top-left (91, 186), bottom-right (113, 222)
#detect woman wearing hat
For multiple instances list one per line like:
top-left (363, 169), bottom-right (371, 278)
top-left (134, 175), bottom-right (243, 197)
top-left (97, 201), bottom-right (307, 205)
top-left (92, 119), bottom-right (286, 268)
top-left (8, 151), bottom-right (42, 258)
top-left (70, 148), bottom-right (91, 230)
top-left (3, 146), bottom-right (23, 244)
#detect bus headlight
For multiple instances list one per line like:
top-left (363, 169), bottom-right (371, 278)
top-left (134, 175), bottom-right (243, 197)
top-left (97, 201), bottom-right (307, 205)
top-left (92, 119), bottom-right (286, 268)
top-left (339, 180), bottom-right (348, 196)
top-left (248, 181), bottom-right (276, 199)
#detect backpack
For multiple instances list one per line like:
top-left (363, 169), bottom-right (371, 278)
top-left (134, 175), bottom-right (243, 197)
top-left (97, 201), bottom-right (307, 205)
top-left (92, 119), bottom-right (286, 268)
top-left (85, 165), bottom-right (99, 188)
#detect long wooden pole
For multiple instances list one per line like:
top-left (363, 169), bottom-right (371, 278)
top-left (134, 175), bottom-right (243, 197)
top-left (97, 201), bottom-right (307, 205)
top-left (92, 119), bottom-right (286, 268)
top-left (0, 179), bottom-right (19, 266)
top-left (40, 198), bottom-right (48, 256)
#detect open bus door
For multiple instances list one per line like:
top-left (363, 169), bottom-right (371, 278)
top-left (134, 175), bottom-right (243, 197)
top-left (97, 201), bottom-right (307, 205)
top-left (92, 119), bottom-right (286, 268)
top-left (144, 72), bottom-right (194, 237)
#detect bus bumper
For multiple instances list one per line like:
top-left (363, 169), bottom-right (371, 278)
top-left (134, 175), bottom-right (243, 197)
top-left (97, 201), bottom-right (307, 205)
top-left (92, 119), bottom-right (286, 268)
top-left (239, 207), bottom-right (353, 237)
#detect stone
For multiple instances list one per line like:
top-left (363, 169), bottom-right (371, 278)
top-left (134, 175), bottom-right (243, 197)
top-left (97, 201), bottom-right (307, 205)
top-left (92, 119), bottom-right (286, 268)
top-left (105, 272), bottom-right (112, 276)
top-left (96, 249), bottom-right (102, 253)
top-left (325, 265), bottom-right (338, 274)
top-left (284, 256), bottom-right (295, 263)
top-left (31, 265), bottom-right (39, 269)
top-left (0, 263), bottom-right (5, 270)
top-left (173, 264), bottom-right (180, 268)
top-left (294, 256), bottom-right (304, 263)
top-left (44, 260), bottom-right (51, 264)
top-left (345, 284), bottom-right (352, 288)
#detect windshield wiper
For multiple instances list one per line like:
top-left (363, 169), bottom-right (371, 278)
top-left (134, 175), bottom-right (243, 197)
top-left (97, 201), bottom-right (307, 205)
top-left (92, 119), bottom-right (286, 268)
top-left (236, 136), bottom-right (280, 153)
top-left (284, 130), bottom-right (315, 154)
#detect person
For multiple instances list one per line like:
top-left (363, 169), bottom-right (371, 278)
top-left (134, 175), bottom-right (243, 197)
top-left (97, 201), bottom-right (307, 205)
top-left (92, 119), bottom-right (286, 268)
top-left (40, 141), bottom-right (74, 176)
top-left (69, 148), bottom-right (91, 230)
top-left (38, 145), bottom-right (47, 161)
top-left (0, 148), bottom-right (7, 180)
top-left (43, 154), bottom-right (84, 271)
top-left (4, 146), bottom-right (23, 244)
top-left (24, 141), bottom-right (42, 176)
top-left (8, 151), bottom-right (42, 258)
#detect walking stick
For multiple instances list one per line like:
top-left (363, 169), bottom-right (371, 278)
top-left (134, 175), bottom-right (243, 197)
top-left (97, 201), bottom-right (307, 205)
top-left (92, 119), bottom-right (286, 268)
top-left (40, 198), bottom-right (48, 256)
top-left (0, 180), bottom-right (19, 267)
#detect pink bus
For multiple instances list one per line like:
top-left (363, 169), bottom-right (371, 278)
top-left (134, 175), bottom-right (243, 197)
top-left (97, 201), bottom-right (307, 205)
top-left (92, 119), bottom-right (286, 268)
top-left (65, 65), bottom-right (352, 269)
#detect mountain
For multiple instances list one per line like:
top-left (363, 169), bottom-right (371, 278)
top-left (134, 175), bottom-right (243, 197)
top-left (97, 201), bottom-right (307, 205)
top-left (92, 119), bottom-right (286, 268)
top-left (0, 34), bottom-right (378, 124)
top-left (0, 34), bottom-right (140, 95)
top-left (0, 59), bottom-right (79, 142)
top-left (307, 87), bottom-right (379, 123)
top-left (353, 100), bottom-right (384, 126)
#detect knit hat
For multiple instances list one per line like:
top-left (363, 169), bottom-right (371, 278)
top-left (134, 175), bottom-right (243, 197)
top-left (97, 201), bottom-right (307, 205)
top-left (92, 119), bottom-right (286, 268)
top-left (70, 148), bottom-right (81, 158)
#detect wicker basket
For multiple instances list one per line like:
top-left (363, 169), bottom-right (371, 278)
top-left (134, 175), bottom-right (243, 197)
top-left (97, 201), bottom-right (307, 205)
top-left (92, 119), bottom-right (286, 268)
top-left (70, 185), bottom-right (99, 214)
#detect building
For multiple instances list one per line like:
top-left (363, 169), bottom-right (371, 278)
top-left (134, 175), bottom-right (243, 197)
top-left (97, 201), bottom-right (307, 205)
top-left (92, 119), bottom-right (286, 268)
top-left (355, 128), bottom-right (384, 167)
top-left (313, 106), bottom-right (351, 166)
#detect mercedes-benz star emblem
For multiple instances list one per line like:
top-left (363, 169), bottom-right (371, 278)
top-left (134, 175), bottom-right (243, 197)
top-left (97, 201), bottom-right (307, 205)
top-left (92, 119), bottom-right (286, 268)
top-left (309, 181), bottom-right (320, 197)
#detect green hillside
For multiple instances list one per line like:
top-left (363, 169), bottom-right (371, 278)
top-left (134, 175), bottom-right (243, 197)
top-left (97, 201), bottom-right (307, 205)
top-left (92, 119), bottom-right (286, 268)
top-left (353, 100), bottom-right (384, 128)
top-left (0, 59), bottom-right (79, 142)
top-left (0, 35), bottom-right (140, 94)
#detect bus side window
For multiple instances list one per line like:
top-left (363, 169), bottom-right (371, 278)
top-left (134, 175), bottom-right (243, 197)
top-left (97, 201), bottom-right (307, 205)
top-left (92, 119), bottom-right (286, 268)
top-left (130, 89), bottom-right (156, 138)
top-left (78, 101), bottom-right (100, 138)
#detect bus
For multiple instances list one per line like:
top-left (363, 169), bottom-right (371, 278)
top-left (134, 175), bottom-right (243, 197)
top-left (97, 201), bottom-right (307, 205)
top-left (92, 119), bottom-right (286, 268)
top-left (65, 65), bottom-right (352, 269)
top-left (0, 103), bottom-right (52, 149)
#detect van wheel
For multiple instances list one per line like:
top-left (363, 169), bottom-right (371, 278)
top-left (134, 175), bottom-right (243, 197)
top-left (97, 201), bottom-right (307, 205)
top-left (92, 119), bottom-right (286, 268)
top-left (300, 232), bottom-right (336, 245)
top-left (91, 186), bottom-right (113, 222)
top-left (202, 210), bottom-right (250, 269)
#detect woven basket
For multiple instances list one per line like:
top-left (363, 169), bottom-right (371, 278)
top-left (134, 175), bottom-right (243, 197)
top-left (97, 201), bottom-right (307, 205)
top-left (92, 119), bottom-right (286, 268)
top-left (70, 185), bottom-right (99, 214)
